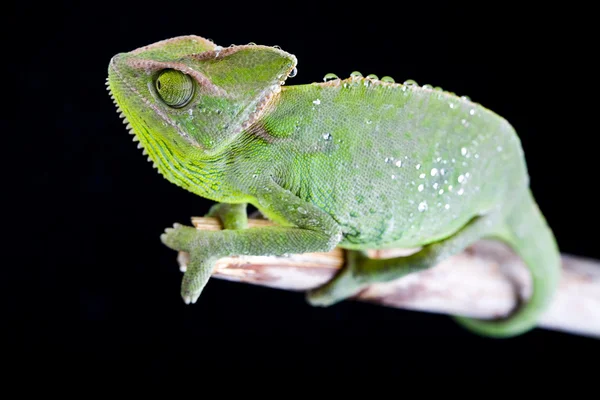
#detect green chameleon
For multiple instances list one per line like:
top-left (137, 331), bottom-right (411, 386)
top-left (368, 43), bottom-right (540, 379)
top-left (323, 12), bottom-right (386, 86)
top-left (107, 35), bottom-right (560, 338)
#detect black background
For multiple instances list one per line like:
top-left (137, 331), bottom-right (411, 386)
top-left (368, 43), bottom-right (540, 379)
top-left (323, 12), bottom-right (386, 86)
top-left (9, 1), bottom-right (599, 382)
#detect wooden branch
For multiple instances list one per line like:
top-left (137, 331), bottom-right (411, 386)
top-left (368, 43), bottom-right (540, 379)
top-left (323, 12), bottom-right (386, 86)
top-left (177, 217), bottom-right (600, 339)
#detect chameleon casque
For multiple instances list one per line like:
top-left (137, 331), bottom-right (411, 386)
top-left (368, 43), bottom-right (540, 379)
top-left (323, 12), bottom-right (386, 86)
top-left (107, 35), bottom-right (560, 337)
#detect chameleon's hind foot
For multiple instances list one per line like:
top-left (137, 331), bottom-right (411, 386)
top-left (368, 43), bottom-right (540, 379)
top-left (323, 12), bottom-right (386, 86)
top-left (305, 250), bottom-right (370, 307)
top-left (161, 223), bottom-right (217, 304)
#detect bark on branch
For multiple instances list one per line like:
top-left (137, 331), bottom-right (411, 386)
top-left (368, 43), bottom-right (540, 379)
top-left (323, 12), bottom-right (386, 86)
top-left (176, 217), bottom-right (600, 338)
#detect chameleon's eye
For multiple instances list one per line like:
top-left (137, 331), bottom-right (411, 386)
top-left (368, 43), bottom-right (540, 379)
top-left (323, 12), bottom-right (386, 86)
top-left (155, 69), bottom-right (194, 108)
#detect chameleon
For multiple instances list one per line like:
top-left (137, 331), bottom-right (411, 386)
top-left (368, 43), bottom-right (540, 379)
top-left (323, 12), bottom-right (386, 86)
top-left (107, 35), bottom-right (560, 338)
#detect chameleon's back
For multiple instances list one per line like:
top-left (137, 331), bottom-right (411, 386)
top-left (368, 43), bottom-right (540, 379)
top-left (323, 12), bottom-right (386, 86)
top-left (254, 78), bottom-right (529, 249)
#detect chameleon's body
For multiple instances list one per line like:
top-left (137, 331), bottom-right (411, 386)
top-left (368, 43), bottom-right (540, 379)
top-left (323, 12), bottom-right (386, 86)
top-left (107, 35), bottom-right (560, 337)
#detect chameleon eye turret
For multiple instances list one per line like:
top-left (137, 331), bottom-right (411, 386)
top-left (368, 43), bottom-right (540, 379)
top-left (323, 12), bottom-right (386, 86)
top-left (155, 69), bottom-right (194, 108)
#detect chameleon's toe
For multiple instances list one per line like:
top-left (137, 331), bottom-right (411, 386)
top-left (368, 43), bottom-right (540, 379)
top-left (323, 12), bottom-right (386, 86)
top-left (160, 222), bottom-right (197, 252)
top-left (305, 250), bottom-right (368, 307)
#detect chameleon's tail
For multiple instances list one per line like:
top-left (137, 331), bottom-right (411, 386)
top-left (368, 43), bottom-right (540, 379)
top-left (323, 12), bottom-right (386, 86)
top-left (453, 188), bottom-right (561, 337)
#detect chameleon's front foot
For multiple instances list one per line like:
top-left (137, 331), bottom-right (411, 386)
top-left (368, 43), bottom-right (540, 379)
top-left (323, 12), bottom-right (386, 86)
top-left (161, 223), bottom-right (218, 304)
top-left (305, 250), bottom-right (370, 307)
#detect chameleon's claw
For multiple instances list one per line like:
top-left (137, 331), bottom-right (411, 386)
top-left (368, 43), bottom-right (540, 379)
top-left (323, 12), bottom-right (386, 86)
top-left (181, 289), bottom-right (202, 305)
top-left (160, 223), bottom-right (196, 252)
top-left (305, 250), bottom-right (368, 307)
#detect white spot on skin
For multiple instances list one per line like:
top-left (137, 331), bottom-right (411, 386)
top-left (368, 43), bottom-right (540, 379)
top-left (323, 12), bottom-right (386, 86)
top-left (445, 204), bottom-right (450, 209)
top-left (461, 147), bottom-right (468, 156)
top-left (431, 168), bottom-right (438, 176)
top-left (497, 146), bottom-right (503, 152)
top-left (395, 160), bottom-right (402, 167)
top-left (418, 201), bottom-right (428, 212)
top-left (418, 184), bottom-right (424, 192)
top-left (470, 109), bottom-right (476, 115)
top-left (313, 99), bottom-right (321, 105)
top-left (419, 173), bottom-right (426, 179)
top-left (458, 175), bottom-right (465, 183)
top-left (416, 164), bottom-right (421, 169)
top-left (448, 185), bottom-right (453, 191)
top-left (439, 189), bottom-right (444, 194)
top-left (458, 188), bottom-right (464, 195)
top-left (433, 183), bottom-right (439, 189)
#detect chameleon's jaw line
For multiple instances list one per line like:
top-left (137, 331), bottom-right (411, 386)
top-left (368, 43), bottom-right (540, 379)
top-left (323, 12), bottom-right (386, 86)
top-left (106, 76), bottom-right (160, 169)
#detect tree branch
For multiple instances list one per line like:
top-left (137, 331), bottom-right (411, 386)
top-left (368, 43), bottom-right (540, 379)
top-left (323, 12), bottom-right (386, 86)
top-left (176, 217), bottom-right (600, 339)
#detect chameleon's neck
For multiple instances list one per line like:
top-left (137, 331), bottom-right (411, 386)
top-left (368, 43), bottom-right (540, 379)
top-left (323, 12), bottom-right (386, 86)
top-left (138, 130), bottom-right (232, 202)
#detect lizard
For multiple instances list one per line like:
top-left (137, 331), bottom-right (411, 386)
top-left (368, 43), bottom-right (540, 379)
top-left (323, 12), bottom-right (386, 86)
top-left (106, 35), bottom-right (561, 338)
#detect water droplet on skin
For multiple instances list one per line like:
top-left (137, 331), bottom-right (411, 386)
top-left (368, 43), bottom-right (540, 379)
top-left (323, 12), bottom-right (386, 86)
top-left (367, 74), bottom-right (378, 80)
top-left (419, 173), bottom-right (426, 179)
top-left (297, 207), bottom-right (307, 214)
top-left (247, 42), bottom-right (256, 45)
top-left (458, 175), bottom-right (465, 183)
top-left (461, 95), bottom-right (471, 101)
top-left (461, 147), bottom-right (468, 156)
top-left (350, 71), bottom-right (363, 78)
top-left (395, 160), bottom-right (402, 167)
top-left (433, 86), bottom-right (443, 91)
top-left (366, 119), bottom-right (372, 124)
top-left (252, 174), bottom-right (258, 178)
top-left (322, 133), bottom-right (332, 140)
top-left (422, 84), bottom-right (433, 89)
top-left (313, 99), bottom-right (321, 105)
top-left (418, 184), bottom-right (424, 192)
top-left (323, 73), bottom-right (338, 81)
top-left (289, 67), bottom-right (297, 78)
top-left (418, 201), bottom-right (428, 212)
top-left (273, 45), bottom-right (282, 49)
top-left (416, 164), bottom-right (421, 169)
top-left (403, 79), bottom-right (418, 86)
top-left (431, 168), bottom-right (439, 176)
top-left (381, 76), bottom-right (395, 83)
top-left (445, 204), bottom-right (450, 210)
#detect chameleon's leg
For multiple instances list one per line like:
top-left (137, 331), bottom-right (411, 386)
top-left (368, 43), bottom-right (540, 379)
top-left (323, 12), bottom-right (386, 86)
top-left (205, 202), bottom-right (248, 230)
top-left (306, 211), bottom-right (503, 307)
top-left (177, 203), bottom-right (249, 273)
top-left (161, 182), bottom-right (343, 304)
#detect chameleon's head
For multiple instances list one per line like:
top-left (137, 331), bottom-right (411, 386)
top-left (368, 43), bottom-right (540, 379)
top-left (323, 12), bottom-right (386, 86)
top-left (107, 35), bottom-right (297, 163)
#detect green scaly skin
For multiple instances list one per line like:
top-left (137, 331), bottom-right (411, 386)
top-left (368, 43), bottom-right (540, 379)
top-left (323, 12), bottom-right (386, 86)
top-left (107, 35), bottom-right (560, 338)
